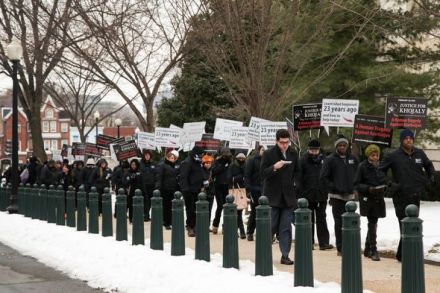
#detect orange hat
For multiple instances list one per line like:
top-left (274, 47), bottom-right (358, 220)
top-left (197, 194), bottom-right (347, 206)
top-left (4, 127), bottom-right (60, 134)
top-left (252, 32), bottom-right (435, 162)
top-left (202, 154), bottom-right (214, 163)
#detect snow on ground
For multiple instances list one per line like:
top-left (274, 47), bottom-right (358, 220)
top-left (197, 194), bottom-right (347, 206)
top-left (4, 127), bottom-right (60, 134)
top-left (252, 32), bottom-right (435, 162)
top-left (0, 212), bottom-right (347, 293)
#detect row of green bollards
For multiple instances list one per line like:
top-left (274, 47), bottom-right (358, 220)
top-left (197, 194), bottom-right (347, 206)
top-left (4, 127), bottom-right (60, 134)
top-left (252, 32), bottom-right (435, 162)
top-left (0, 184), bottom-right (426, 293)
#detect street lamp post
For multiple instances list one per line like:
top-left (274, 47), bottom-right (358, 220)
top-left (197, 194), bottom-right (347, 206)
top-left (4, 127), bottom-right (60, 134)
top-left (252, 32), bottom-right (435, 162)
top-left (94, 111), bottom-right (100, 147)
top-left (6, 39), bottom-right (23, 214)
top-left (115, 118), bottom-right (122, 138)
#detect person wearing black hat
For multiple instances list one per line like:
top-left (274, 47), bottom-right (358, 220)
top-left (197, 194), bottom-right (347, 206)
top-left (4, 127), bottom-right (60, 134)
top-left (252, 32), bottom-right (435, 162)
top-left (299, 139), bottom-right (333, 250)
top-left (379, 128), bottom-right (435, 261)
top-left (320, 134), bottom-right (359, 255)
top-left (179, 146), bottom-right (205, 237)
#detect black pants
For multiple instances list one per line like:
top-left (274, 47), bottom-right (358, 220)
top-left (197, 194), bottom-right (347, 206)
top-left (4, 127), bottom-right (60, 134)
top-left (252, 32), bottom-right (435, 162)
top-left (143, 184), bottom-right (155, 219)
top-left (184, 191), bottom-right (198, 229)
top-left (127, 193), bottom-right (133, 222)
top-left (162, 189), bottom-right (174, 227)
top-left (212, 184), bottom-right (228, 228)
top-left (237, 209), bottom-right (245, 235)
top-left (365, 216), bottom-right (378, 251)
top-left (394, 197), bottom-right (420, 260)
top-left (330, 198), bottom-right (347, 252)
top-left (246, 190), bottom-right (261, 235)
top-left (309, 200), bottom-right (330, 247)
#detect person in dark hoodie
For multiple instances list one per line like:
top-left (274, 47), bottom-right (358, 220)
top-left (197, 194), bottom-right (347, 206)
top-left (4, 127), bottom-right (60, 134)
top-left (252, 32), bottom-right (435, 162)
top-left (211, 147), bottom-right (233, 234)
top-left (244, 146), bottom-right (264, 241)
top-left (179, 146), bottom-right (205, 237)
top-left (140, 149), bottom-right (156, 221)
top-left (112, 160), bottom-right (130, 194)
top-left (83, 158), bottom-right (97, 193)
top-left (72, 160), bottom-right (85, 191)
top-left (89, 159), bottom-right (112, 213)
top-left (320, 134), bottom-right (358, 255)
top-left (156, 150), bottom-right (180, 229)
top-left (124, 159), bottom-right (142, 223)
top-left (229, 152), bottom-right (247, 239)
top-left (39, 160), bottom-right (58, 187)
top-left (299, 139), bottom-right (333, 251)
top-left (27, 156), bottom-right (41, 185)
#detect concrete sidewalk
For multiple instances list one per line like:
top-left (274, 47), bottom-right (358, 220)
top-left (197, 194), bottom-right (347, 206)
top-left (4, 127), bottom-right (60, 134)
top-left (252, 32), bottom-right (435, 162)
top-left (0, 242), bottom-right (101, 293)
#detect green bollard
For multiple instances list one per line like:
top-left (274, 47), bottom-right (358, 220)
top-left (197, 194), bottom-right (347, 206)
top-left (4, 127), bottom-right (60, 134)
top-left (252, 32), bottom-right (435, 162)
top-left (77, 185), bottom-right (87, 231)
top-left (56, 185), bottom-right (66, 226)
top-left (171, 191), bottom-right (185, 256)
top-left (255, 196), bottom-right (273, 276)
top-left (195, 192), bottom-right (210, 262)
top-left (88, 187), bottom-right (99, 234)
top-left (32, 184), bottom-right (40, 219)
top-left (17, 183), bottom-right (24, 215)
top-left (116, 188), bottom-right (127, 241)
top-left (150, 189), bottom-right (163, 250)
top-left (39, 185), bottom-right (47, 221)
top-left (294, 198), bottom-right (314, 287)
top-left (132, 189), bottom-right (145, 245)
top-left (341, 201), bottom-right (363, 293)
top-left (401, 205), bottom-right (425, 293)
top-left (0, 184), bottom-right (6, 212)
top-left (101, 187), bottom-right (113, 237)
top-left (47, 185), bottom-right (57, 224)
top-left (223, 194), bottom-right (239, 269)
top-left (27, 183), bottom-right (34, 218)
top-left (24, 184), bottom-right (30, 217)
top-left (66, 186), bottom-right (76, 227)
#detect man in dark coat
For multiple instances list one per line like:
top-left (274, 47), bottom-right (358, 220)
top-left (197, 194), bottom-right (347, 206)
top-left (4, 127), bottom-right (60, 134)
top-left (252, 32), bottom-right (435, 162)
top-left (27, 156), bottom-right (41, 185)
top-left (299, 139), bottom-right (333, 250)
top-left (261, 129), bottom-right (300, 265)
top-left (379, 129), bottom-right (435, 261)
top-left (112, 160), bottom-right (130, 194)
top-left (354, 144), bottom-right (388, 261)
top-left (39, 160), bottom-right (58, 187)
top-left (140, 149), bottom-right (156, 221)
top-left (179, 146), bottom-right (205, 237)
top-left (320, 134), bottom-right (358, 255)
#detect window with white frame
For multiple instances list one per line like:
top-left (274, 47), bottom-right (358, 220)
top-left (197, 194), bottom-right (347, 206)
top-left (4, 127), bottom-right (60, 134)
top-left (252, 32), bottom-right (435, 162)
top-left (51, 140), bottom-right (58, 150)
top-left (61, 139), bottom-right (68, 147)
top-left (42, 121), bottom-right (49, 133)
top-left (50, 121), bottom-right (57, 133)
top-left (46, 109), bottom-right (54, 118)
top-left (44, 140), bottom-right (51, 150)
top-left (61, 123), bottom-right (68, 133)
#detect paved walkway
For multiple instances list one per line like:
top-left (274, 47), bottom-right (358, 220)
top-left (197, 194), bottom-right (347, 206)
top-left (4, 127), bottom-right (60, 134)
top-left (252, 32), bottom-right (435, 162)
top-left (0, 242), bottom-right (101, 293)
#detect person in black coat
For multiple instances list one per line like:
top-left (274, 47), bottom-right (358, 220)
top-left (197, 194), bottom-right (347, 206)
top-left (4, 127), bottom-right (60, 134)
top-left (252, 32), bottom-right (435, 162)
top-left (39, 160), bottom-right (58, 188)
top-left (244, 146), bottom-right (264, 241)
top-left (298, 139), bottom-right (333, 251)
top-left (211, 147), bottom-right (233, 234)
top-left (261, 129), bottom-right (300, 265)
top-left (89, 159), bottom-right (112, 213)
top-left (354, 144), bottom-right (388, 261)
top-left (124, 159), bottom-right (143, 223)
top-left (83, 158), bottom-right (97, 193)
top-left (112, 160), bottom-right (130, 194)
top-left (72, 161), bottom-right (85, 191)
top-left (179, 146), bottom-right (205, 237)
top-left (156, 151), bottom-right (179, 229)
top-left (27, 156), bottom-right (41, 185)
top-left (229, 152), bottom-right (247, 239)
top-left (140, 149), bottom-right (156, 221)
top-left (320, 134), bottom-right (359, 254)
top-left (58, 164), bottom-right (75, 191)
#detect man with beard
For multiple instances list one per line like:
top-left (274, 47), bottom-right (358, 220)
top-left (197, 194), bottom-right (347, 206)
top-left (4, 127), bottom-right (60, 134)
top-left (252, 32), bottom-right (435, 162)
top-left (299, 139), bottom-right (333, 251)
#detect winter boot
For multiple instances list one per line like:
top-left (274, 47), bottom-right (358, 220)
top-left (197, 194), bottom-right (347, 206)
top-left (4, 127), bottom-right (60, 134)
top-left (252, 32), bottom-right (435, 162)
top-left (370, 248), bottom-right (380, 261)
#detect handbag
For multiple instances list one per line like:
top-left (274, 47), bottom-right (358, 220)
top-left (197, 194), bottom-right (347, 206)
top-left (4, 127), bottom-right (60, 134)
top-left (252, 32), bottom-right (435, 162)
top-left (229, 183), bottom-right (248, 210)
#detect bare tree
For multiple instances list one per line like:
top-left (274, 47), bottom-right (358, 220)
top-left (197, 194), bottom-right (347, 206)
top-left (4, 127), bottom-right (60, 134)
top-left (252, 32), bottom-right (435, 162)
top-left (67, 0), bottom-right (201, 132)
top-left (0, 0), bottom-right (79, 161)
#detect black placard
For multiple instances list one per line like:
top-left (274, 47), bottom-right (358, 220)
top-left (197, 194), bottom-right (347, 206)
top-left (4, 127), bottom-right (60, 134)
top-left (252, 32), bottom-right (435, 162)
top-left (385, 97), bottom-right (427, 129)
top-left (292, 103), bottom-right (322, 131)
top-left (85, 143), bottom-right (101, 157)
top-left (71, 143), bottom-right (85, 156)
top-left (96, 134), bottom-right (116, 150)
top-left (195, 133), bottom-right (221, 150)
top-left (353, 115), bottom-right (393, 147)
top-left (61, 144), bottom-right (69, 158)
top-left (113, 140), bottom-right (138, 161)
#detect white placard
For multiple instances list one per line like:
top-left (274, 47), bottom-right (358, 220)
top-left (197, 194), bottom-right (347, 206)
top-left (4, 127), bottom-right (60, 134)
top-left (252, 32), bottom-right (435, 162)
top-left (213, 118), bottom-right (243, 141)
top-left (320, 98), bottom-right (359, 134)
top-left (154, 127), bottom-right (181, 148)
top-left (259, 121), bottom-right (288, 146)
top-left (137, 131), bottom-right (156, 150)
top-left (229, 126), bottom-right (252, 149)
top-left (52, 150), bottom-right (62, 162)
top-left (182, 121), bottom-right (206, 144)
top-left (247, 116), bottom-right (268, 143)
top-left (109, 144), bottom-right (118, 161)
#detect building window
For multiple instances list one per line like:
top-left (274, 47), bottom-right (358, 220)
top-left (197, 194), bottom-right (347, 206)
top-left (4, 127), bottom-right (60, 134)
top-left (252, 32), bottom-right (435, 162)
top-left (61, 139), bottom-right (69, 147)
top-left (42, 121), bottom-right (49, 132)
top-left (50, 121), bottom-right (57, 133)
top-left (44, 140), bottom-right (51, 150)
top-left (46, 109), bottom-right (54, 118)
top-left (28, 140), bottom-right (33, 151)
top-left (61, 123), bottom-right (68, 133)
top-left (51, 140), bottom-right (58, 150)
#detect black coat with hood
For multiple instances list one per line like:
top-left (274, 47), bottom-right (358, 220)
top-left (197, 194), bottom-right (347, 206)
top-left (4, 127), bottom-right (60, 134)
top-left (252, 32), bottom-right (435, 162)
top-left (179, 147), bottom-right (205, 194)
top-left (156, 159), bottom-right (179, 192)
top-left (140, 150), bottom-right (157, 189)
top-left (244, 154), bottom-right (262, 192)
top-left (124, 160), bottom-right (143, 197)
top-left (299, 152), bottom-right (327, 202)
top-left (39, 161), bottom-right (58, 187)
top-left (89, 159), bottom-right (112, 193)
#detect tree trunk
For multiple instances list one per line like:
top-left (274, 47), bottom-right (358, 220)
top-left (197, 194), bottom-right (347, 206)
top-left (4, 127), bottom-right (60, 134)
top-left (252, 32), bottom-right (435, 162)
top-left (145, 102), bottom-right (155, 132)
top-left (29, 106), bottom-right (47, 163)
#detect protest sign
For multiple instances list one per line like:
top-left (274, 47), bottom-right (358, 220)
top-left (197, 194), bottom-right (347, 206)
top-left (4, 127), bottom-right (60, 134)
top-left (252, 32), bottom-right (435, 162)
top-left (61, 144), bottom-right (69, 157)
top-left (85, 143), bottom-right (101, 157)
top-left (137, 131), bottom-right (156, 150)
top-left (385, 97), bottom-right (427, 129)
top-left (320, 99), bottom-right (359, 134)
top-left (52, 150), bottom-right (62, 162)
top-left (353, 115), bottom-right (393, 147)
top-left (112, 140), bottom-right (138, 161)
top-left (286, 118), bottom-right (300, 149)
top-left (96, 134), bottom-right (116, 150)
top-left (71, 143), bottom-right (85, 156)
top-left (154, 127), bottom-right (181, 148)
top-left (195, 133), bottom-right (221, 150)
top-left (247, 116), bottom-right (268, 143)
top-left (229, 126), bottom-right (252, 149)
top-left (259, 121), bottom-right (288, 146)
top-left (293, 103), bottom-right (322, 130)
top-left (213, 118), bottom-right (243, 141)
top-left (183, 122), bottom-right (206, 142)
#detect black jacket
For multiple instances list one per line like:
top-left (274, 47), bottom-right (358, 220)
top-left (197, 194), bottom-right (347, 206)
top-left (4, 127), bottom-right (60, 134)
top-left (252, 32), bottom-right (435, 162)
top-left (261, 145), bottom-right (300, 209)
top-left (140, 159), bottom-right (156, 187)
top-left (39, 165), bottom-right (58, 187)
top-left (299, 152), bottom-right (327, 202)
top-left (156, 159), bottom-right (179, 192)
top-left (124, 169), bottom-right (143, 197)
top-left (320, 152), bottom-right (358, 199)
top-left (244, 155), bottom-right (262, 192)
top-left (89, 167), bottom-right (112, 193)
top-left (379, 147), bottom-right (435, 199)
top-left (354, 160), bottom-right (387, 218)
top-left (229, 161), bottom-right (245, 188)
top-left (27, 161), bottom-right (40, 185)
top-left (112, 166), bottom-right (129, 191)
top-left (212, 157), bottom-right (232, 185)
top-left (58, 171), bottom-right (75, 191)
top-left (179, 155), bottom-right (204, 194)
top-left (72, 167), bottom-right (85, 189)
top-left (82, 166), bottom-right (96, 191)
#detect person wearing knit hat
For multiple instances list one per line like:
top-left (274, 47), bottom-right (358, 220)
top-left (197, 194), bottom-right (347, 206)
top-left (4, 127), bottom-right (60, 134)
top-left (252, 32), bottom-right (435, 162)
top-left (354, 144), bottom-right (387, 261)
top-left (320, 133), bottom-right (358, 255)
top-left (308, 139), bottom-right (321, 149)
top-left (379, 128), bottom-right (435, 262)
